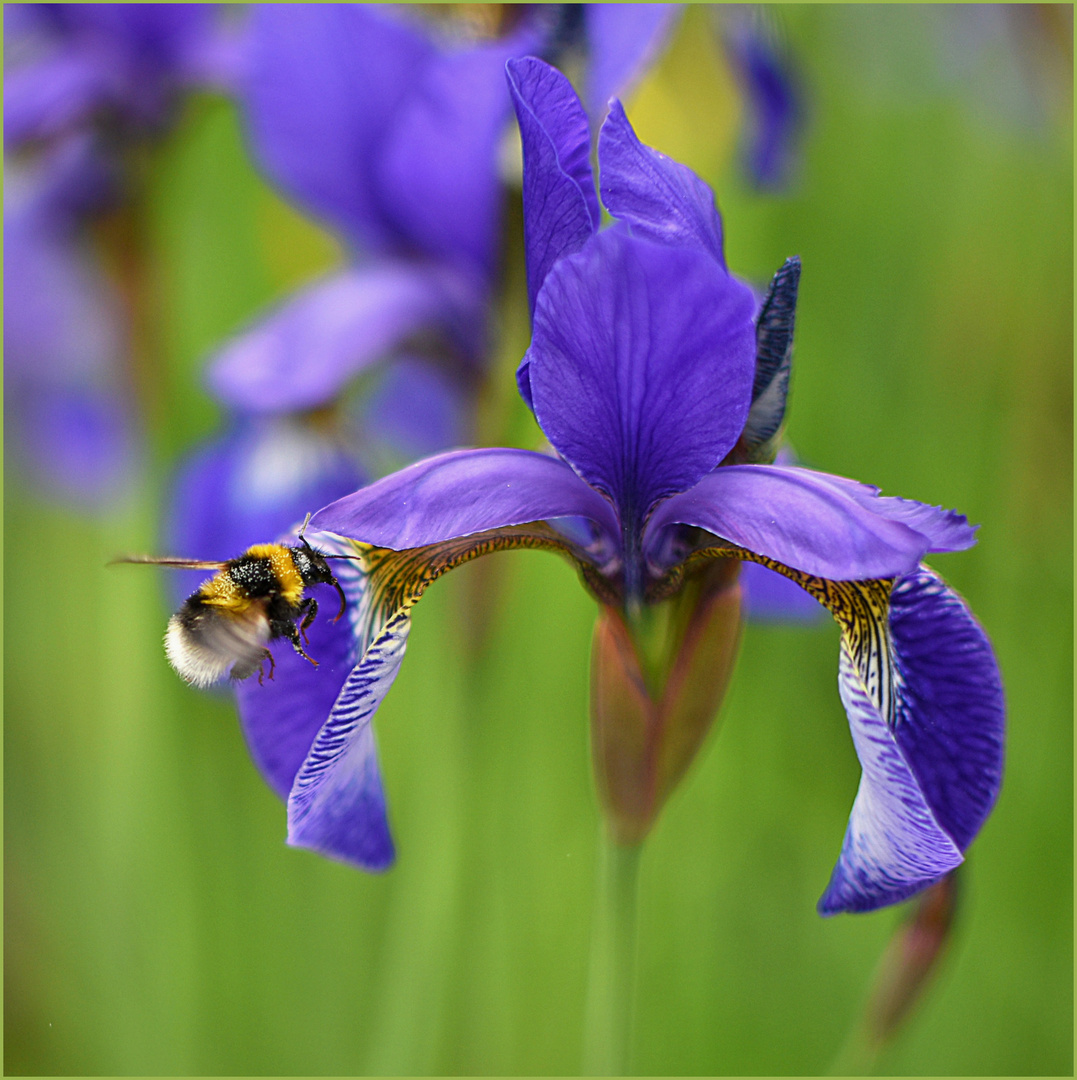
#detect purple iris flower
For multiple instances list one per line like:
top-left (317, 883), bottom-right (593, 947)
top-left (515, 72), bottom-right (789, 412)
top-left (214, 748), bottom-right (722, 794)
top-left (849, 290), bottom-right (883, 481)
top-left (167, 2), bottom-right (540, 573)
top-left (4, 134), bottom-right (137, 506)
top-left (232, 57), bottom-right (1003, 915)
top-left (4, 3), bottom-right (232, 145)
top-left (171, 4), bottom-right (680, 566)
top-left (4, 4), bottom-right (235, 506)
top-left (717, 6), bottom-right (803, 191)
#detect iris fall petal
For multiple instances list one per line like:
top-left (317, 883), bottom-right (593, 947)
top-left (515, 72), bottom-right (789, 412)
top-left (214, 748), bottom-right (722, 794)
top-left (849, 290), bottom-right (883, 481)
top-left (819, 566), bottom-right (1004, 913)
top-left (648, 465), bottom-right (972, 581)
top-left (310, 446), bottom-right (620, 548)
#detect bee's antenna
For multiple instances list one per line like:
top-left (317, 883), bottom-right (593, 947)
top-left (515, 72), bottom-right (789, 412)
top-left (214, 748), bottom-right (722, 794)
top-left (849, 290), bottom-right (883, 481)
top-left (297, 512), bottom-right (314, 550)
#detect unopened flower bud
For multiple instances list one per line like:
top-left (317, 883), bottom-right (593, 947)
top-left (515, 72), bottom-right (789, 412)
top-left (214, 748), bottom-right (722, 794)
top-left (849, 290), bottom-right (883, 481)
top-left (864, 870), bottom-right (961, 1046)
top-left (590, 559), bottom-right (742, 843)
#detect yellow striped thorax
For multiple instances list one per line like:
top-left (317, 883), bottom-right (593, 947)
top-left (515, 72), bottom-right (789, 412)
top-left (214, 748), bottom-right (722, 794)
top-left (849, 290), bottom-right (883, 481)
top-left (198, 544), bottom-right (306, 611)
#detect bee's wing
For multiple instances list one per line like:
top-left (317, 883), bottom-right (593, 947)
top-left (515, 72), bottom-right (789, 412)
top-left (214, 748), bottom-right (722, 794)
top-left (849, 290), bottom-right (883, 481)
top-left (202, 602), bottom-right (273, 680)
top-left (110, 555), bottom-right (229, 570)
top-left (167, 600), bottom-right (272, 687)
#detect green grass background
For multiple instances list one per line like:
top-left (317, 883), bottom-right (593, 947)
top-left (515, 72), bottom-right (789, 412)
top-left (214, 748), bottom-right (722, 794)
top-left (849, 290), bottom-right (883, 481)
top-left (5, 7), bottom-right (1072, 1074)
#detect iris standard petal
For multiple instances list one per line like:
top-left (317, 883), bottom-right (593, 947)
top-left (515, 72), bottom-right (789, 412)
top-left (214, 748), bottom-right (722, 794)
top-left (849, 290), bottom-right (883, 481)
top-left (244, 4), bottom-right (433, 252)
top-left (206, 264), bottom-right (477, 414)
top-left (647, 465), bottom-right (966, 580)
top-left (584, 4), bottom-right (682, 120)
top-left (507, 56), bottom-right (600, 321)
top-left (818, 566), bottom-right (1004, 913)
top-left (379, 34), bottom-right (536, 282)
top-left (310, 447), bottom-right (620, 548)
top-left (526, 229), bottom-right (755, 532)
top-left (599, 99), bottom-right (727, 267)
top-left (720, 10), bottom-right (802, 190)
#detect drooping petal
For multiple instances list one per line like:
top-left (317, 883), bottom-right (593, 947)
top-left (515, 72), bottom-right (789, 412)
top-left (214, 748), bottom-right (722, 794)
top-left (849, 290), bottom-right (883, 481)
top-left (285, 610), bottom-right (403, 870)
top-left (584, 4), bottom-right (682, 120)
top-left (668, 530), bottom-right (1004, 913)
top-left (598, 99), bottom-right (726, 267)
top-left (526, 229), bottom-right (755, 534)
top-left (507, 56), bottom-right (599, 324)
top-left (647, 464), bottom-right (975, 581)
top-left (818, 566), bottom-right (1004, 913)
top-left (820, 641), bottom-right (965, 914)
top-left (206, 264), bottom-right (480, 414)
top-left (233, 538), bottom-right (366, 800)
top-left (378, 33), bottom-right (537, 282)
top-left (886, 567), bottom-right (1005, 851)
top-left (244, 4), bottom-right (434, 252)
top-left (233, 532), bottom-right (395, 870)
top-left (310, 447), bottom-right (619, 549)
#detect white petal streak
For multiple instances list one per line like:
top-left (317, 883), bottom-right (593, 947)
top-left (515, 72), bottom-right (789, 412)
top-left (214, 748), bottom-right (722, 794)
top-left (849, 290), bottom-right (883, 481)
top-left (819, 643), bottom-right (963, 914)
top-left (287, 610), bottom-right (410, 857)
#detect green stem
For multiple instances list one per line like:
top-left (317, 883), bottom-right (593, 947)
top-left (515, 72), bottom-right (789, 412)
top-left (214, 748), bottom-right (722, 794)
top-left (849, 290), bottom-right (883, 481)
top-left (825, 1019), bottom-right (879, 1077)
top-left (583, 831), bottom-right (643, 1076)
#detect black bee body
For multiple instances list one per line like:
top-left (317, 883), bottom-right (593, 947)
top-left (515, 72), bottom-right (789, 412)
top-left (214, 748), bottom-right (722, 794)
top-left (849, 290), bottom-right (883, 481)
top-left (116, 537), bottom-right (348, 687)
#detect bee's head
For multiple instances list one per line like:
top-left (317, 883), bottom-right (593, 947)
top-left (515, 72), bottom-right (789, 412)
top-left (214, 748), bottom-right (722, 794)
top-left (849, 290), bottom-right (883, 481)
top-left (291, 540), bottom-right (337, 587)
top-left (294, 516), bottom-right (348, 621)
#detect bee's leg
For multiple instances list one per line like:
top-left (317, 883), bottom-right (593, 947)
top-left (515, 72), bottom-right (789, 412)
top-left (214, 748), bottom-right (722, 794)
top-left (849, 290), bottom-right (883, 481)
top-left (282, 619), bottom-right (319, 668)
top-left (297, 597), bottom-right (318, 644)
top-left (257, 649), bottom-right (276, 686)
top-left (332, 578), bottom-right (347, 622)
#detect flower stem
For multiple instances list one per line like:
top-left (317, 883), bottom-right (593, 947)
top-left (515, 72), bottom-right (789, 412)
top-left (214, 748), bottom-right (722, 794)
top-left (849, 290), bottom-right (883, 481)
top-left (583, 830), bottom-right (643, 1076)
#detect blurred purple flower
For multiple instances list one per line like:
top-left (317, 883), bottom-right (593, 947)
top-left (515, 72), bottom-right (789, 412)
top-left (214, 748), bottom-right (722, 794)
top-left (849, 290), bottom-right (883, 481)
top-left (231, 58), bottom-right (1004, 917)
top-left (171, 3), bottom-right (680, 564)
top-left (716, 6), bottom-right (804, 191)
top-left (4, 138), bottom-right (137, 505)
top-left (4, 4), bottom-right (235, 507)
top-left (4, 3), bottom-right (236, 145)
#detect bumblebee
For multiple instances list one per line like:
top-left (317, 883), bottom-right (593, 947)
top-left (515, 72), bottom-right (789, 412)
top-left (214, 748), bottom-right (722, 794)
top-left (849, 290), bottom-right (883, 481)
top-left (115, 529), bottom-right (348, 688)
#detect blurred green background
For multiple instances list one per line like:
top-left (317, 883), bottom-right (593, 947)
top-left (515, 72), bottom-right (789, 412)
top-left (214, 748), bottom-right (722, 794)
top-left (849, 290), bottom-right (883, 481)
top-left (5, 6), bottom-right (1072, 1075)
